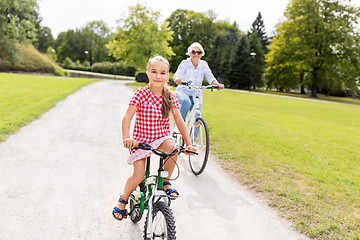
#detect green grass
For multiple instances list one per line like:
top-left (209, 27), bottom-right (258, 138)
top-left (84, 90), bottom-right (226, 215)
top-left (202, 90), bottom-right (360, 239)
top-left (0, 44), bottom-right (68, 76)
top-left (0, 73), bottom-right (98, 142)
top-left (253, 89), bottom-right (360, 106)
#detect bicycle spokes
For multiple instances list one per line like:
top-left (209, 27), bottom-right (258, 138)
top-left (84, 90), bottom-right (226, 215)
top-left (189, 117), bottom-right (209, 175)
top-left (153, 211), bottom-right (167, 238)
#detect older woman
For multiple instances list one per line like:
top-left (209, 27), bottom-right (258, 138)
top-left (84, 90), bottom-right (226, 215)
top-left (173, 42), bottom-right (224, 121)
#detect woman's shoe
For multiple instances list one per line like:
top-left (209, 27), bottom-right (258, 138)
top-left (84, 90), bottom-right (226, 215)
top-left (112, 196), bottom-right (128, 221)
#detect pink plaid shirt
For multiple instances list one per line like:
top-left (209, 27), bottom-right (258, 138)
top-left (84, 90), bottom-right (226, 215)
top-left (127, 85), bottom-right (179, 164)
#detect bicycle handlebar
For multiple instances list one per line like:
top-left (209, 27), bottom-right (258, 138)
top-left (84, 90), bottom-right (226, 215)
top-left (132, 142), bottom-right (198, 157)
top-left (181, 81), bottom-right (219, 90)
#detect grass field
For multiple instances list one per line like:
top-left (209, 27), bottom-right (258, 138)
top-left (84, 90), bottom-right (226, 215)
top-left (202, 90), bottom-right (360, 239)
top-left (0, 73), bottom-right (98, 142)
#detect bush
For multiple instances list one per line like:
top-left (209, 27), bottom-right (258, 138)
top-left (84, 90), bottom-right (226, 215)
top-left (91, 61), bottom-right (113, 74)
top-left (136, 72), bottom-right (148, 82)
top-left (91, 61), bottom-right (136, 77)
top-left (61, 58), bottom-right (91, 71)
top-left (59, 59), bottom-right (136, 77)
top-left (62, 57), bottom-right (73, 69)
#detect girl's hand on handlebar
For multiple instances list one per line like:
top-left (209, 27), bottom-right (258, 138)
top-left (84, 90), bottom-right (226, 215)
top-left (123, 138), bottom-right (137, 149)
top-left (185, 145), bottom-right (197, 155)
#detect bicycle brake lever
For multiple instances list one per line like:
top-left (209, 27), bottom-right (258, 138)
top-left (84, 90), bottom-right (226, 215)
top-left (132, 142), bottom-right (152, 150)
top-left (185, 150), bottom-right (198, 155)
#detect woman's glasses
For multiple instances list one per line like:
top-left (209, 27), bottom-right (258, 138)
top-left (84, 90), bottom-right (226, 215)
top-left (191, 50), bottom-right (202, 55)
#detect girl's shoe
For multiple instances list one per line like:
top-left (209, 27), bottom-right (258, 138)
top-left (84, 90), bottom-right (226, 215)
top-left (163, 182), bottom-right (179, 200)
top-left (112, 196), bottom-right (128, 221)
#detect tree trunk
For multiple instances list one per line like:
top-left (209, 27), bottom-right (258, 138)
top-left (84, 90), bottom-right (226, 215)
top-left (311, 68), bottom-right (319, 98)
top-left (300, 72), bottom-right (305, 94)
top-left (311, 84), bottom-right (317, 98)
top-left (311, 75), bottom-right (318, 97)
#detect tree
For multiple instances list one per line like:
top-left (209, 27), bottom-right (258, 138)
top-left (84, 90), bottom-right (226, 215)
top-left (266, 0), bottom-right (360, 97)
top-left (34, 26), bottom-right (55, 53)
top-left (106, 4), bottom-right (174, 71)
top-left (166, 9), bottom-right (217, 72)
top-left (207, 21), bottom-right (242, 85)
top-left (55, 21), bottom-right (111, 65)
top-left (82, 20), bottom-right (111, 65)
top-left (55, 29), bottom-right (82, 63)
top-left (265, 21), bottom-right (307, 92)
top-left (228, 36), bottom-right (252, 89)
top-left (250, 12), bottom-right (269, 53)
top-left (248, 32), bottom-right (265, 89)
top-left (0, 0), bottom-right (40, 62)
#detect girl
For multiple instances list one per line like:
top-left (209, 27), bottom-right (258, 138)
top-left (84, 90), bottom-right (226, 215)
top-left (112, 55), bottom-right (196, 221)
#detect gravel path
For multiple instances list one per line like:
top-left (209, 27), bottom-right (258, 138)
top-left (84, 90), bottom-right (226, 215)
top-left (0, 80), bottom-right (310, 240)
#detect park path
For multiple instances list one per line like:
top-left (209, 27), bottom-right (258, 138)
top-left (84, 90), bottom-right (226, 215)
top-left (0, 80), bottom-right (310, 240)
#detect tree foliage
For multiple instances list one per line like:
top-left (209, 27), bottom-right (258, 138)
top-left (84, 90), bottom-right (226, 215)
top-left (0, 0), bottom-right (40, 62)
top-left (250, 12), bottom-right (269, 53)
top-left (166, 9), bottom-right (217, 72)
top-left (266, 0), bottom-right (360, 97)
top-left (228, 36), bottom-right (252, 89)
top-left (207, 21), bottom-right (242, 83)
top-left (82, 20), bottom-right (112, 65)
top-left (106, 4), bottom-right (174, 71)
top-left (55, 20), bottom-right (111, 65)
top-left (34, 26), bottom-right (54, 53)
top-left (248, 32), bottom-right (265, 89)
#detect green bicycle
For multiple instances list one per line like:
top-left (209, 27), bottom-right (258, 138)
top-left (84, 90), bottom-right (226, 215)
top-left (128, 142), bottom-right (197, 240)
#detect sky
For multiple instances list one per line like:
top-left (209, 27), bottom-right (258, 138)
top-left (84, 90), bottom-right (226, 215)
top-left (38, 0), bottom-right (360, 39)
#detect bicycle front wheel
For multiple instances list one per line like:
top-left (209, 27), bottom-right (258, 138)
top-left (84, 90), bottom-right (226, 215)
top-left (143, 201), bottom-right (176, 240)
top-left (188, 117), bottom-right (209, 175)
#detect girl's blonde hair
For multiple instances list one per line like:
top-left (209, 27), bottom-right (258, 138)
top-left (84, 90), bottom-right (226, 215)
top-left (186, 42), bottom-right (205, 56)
top-left (147, 55), bottom-right (173, 119)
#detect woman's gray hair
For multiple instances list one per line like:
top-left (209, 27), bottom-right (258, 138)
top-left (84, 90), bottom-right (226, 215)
top-left (186, 42), bottom-right (205, 56)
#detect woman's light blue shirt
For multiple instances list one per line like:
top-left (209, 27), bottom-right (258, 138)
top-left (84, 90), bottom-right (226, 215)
top-left (174, 58), bottom-right (216, 102)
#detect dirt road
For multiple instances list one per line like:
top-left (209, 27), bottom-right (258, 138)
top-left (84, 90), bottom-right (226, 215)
top-left (0, 80), bottom-right (309, 240)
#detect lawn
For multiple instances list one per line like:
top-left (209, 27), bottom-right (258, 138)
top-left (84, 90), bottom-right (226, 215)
top-left (0, 73), bottom-right (98, 142)
top-left (202, 90), bottom-right (360, 239)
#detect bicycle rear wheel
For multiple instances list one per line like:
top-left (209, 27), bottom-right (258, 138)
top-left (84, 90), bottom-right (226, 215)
top-left (188, 117), bottom-right (209, 175)
top-left (143, 201), bottom-right (176, 240)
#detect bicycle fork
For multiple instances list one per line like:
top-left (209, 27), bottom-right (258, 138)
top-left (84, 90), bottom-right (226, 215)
top-left (145, 156), bottom-right (170, 238)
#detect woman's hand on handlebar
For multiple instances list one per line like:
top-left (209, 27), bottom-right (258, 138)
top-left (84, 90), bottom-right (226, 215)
top-left (211, 79), bottom-right (224, 90)
top-left (174, 77), bottom-right (183, 85)
top-left (123, 138), bottom-right (137, 149)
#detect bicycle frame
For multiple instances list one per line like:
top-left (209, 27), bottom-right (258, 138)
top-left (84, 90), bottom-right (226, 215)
top-left (130, 152), bottom-right (170, 238)
top-left (129, 143), bottom-right (197, 238)
top-left (184, 86), bottom-right (202, 132)
top-left (180, 82), bottom-right (218, 144)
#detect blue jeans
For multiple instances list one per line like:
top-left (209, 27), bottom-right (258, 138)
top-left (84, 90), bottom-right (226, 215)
top-left (176, 91), bottom-right (202, 121)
